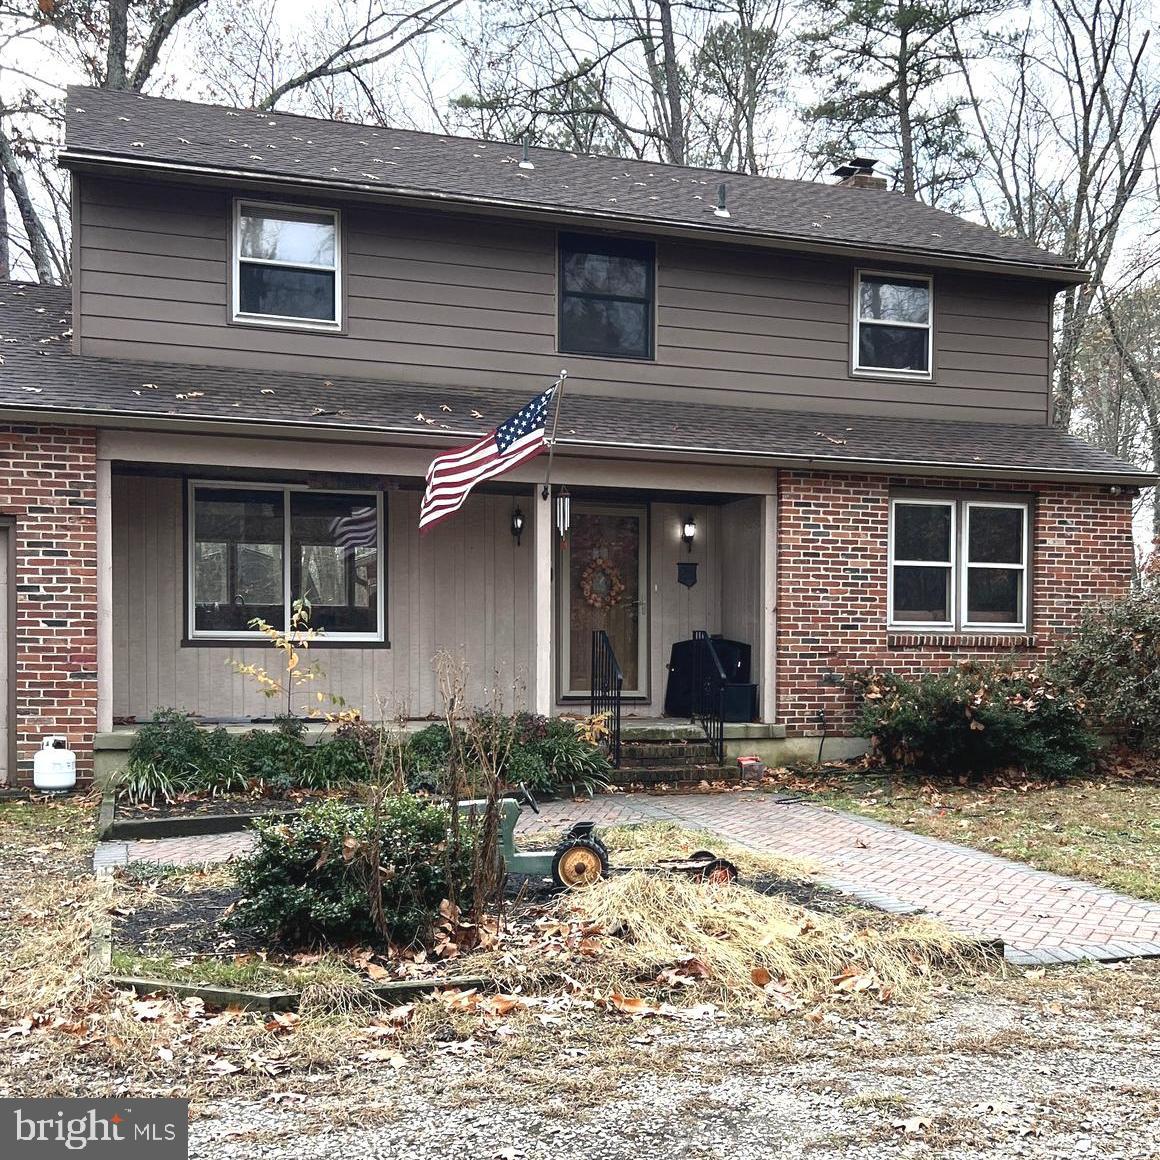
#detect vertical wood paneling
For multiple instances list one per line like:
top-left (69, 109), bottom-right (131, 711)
top-left (642, 503), bottom-right (722, 717)
top-left (112, 477), bottom-right (535, 720)
top-left (719, 497), bottom-right (764, 699)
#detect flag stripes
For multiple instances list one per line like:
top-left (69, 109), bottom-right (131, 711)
top-left (419, 385), bottom-right (556, 531)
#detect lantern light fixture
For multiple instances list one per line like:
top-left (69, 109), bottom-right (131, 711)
top-left (510, 505), bottom-right (525, 545)
top-left (681, 515), bottom-right (696, 553)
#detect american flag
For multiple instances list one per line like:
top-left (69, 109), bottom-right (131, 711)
top-left (419, 386), bottom-right (557, 531)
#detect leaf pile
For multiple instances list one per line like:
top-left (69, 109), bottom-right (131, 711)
top-left (474, 870), bottom-right (981, 1012)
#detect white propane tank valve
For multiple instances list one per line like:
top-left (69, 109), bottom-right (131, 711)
top-left (33, 735), bottom-right (76, 794)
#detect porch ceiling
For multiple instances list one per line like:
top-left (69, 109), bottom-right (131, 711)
top-left (3, 283), bottom-right (1153, 487)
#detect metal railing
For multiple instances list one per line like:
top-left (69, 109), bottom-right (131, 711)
top-left (691, 629), bottom-right (726, 765)
top-left (590, 629), bottom-right (624, 768)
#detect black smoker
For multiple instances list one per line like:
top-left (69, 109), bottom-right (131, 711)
top-left (663, 635), bottom-right (758, 722)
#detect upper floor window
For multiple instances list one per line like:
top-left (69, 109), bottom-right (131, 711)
top-left (233, 201), bottom-right (340, 328)
top-left (855, 271), bottom-right (932, 377)
top-left (558, 233), bottom-right (654, 359)
top-left (189, 482), bottom-right (382, 641)
top-left (889, 496), bottom-right (1028, 630)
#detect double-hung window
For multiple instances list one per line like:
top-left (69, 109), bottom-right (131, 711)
top-left (855, 271), bottom-right (932, 376)
top-left (233, 201), bottom-right (340, 327)
top-left (889, 497), bottom-right (1029, 630)
top-left (558, 233), bottom-right (655, 359)
top-left (189, 483), bottom-right (383, 641)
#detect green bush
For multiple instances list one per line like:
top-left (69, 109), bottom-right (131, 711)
top-left (535, 717), bottom-right (612, 794)
top-left (404, 724), bottom-right (452, 790)
top-left (505, 745), bottom-right (553, 793)
top-left (190, 727), bottom-right (249, 796)
top-left (1052, 590), bottom-right (1160, 751)
top-left (232, 796), bottom-right (475, 945)
top-left (234, 717), bottom-right (310, 791)
top-left (853, 662), bottom-right (1096, 781)
top-left (118, 708), bottom-right (202, 802)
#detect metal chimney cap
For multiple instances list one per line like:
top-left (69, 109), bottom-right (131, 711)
top-left (831, 156), bottom-right (879, 178)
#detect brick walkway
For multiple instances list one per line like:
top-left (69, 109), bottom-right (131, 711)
top-left (93, 792), bottom-right (1160, 967)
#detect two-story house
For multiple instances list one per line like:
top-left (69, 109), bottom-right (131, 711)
top-left (0, 85), bottom-right (1148, 783)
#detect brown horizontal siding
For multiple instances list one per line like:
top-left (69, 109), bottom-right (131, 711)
top-left (77, 175), bottom-right (1056, 424)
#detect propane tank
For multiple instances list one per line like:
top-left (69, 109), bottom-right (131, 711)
top-left (33, 735), bottom-right (76, 793)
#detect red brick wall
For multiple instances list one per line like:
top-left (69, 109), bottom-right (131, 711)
top-left (0, 426), bottom-right (98, 782)
top-left (776, 471), bottom-right (1136, 735)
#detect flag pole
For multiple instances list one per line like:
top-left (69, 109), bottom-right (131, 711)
top-left (540, 368), bottom-right (568, 500)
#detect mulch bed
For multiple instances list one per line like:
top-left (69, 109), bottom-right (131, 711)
top-left (113, 869), bottom-right (868, 966)
top-left (115, 792), bottom-right (346, 821)
top-left (115, 884), bottom-right (260, 959)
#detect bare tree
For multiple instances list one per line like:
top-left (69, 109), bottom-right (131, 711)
top-left (1097, 272), bottom-right (1160, 536)
top-left (957, 0), bottom-right (1160, 430)
top-left (449, 0), bottom-right (794, 171)
top-left (0, 0), bottom-right (464, 283)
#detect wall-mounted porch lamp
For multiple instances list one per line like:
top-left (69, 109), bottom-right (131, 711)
top-left (681, 515), bottom-right (697, 553)
top-left (510, 505), bottom-right (525, 546)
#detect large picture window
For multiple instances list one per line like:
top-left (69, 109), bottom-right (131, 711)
top-left (189, 483), bottom-right (382, 641)
top-left (558, 232), bottom-right (655, 359)
top-left (233, 201), bottom-right (340, 327)
top-left (889, 497), bottom-right (1028, 630)
top-left (855, 271), bottom-right (932, 377)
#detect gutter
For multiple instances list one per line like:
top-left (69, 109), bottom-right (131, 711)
top-left (57, 150), bottom-right (1089, 286)
top-left (0, 401), bottom-right (1151, 488)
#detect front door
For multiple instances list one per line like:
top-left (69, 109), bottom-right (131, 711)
top-left (560, 504), bottom-right (648, 699)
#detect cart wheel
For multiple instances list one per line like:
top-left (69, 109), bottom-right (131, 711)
top-left (552, 837), bottom-right (609, 889)
top-left (697, 857), bottom-right (739, 885)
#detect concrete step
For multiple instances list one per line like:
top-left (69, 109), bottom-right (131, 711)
top-left (620, 740), bottom-right (718, 767)
top-left (608, 764), bottom-right (740, 788)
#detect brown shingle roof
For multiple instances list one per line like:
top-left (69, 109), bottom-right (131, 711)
top-left (60, 86), bottom-right (1079, 279)
top-left (0, 284), bottom-right (1148, 484)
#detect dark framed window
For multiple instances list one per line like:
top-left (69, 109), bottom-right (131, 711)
top-left (558, 232), bottom-right (655, 359)
top-left (855, 270), bottom-right (932, 376)
top-left (233, 201), bottom-right (340, 327)
top-left (189, 483), bottom-right (382, 640)
top-left (888, 496), bottom-right (1029, 630)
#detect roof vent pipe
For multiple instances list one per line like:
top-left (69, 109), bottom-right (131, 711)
top-left (713, 182), bottom-right (730, 218)
top-left (519, 135), bottom-right (535, 171)
top-left (831, 157), bottom-right (887, 190)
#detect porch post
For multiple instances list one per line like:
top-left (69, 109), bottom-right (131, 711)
top-left (533, 485), bottom-right (552, 716)
top-left (95, 456), bottom-right (113, 734)
top-left (760, 481), bottom-right (777, 724)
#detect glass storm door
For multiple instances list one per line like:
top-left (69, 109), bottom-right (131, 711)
top-left (560, 505), bottom-right (648, 698)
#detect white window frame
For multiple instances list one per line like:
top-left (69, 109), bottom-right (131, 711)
top-left (961, 500), bottom-right (1029, 631)
top-left (887, 497), bottom-right (956, 630)
top-left (187, 480), bottom-right (384, 643)
top-left (888, 496), bottom-right (1030, 632)
top-left (231, 199), bottom-right (342, 330)
top-left (853, 268), bottom-right (933, 380)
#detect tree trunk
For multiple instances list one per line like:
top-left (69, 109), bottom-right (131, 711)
top-left (0, 169), bottom-right (9, 281)
top-left (106, 0), bottom-right (130, 89)
top-left (656, 0), bottom-right (686, 165)
top-left (896, 6), bottom-right (915, 198)
top-left (0, 129), bottom-right (54, 283)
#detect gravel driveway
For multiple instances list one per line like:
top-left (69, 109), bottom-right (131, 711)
top-left (188, 975), bottom-right (1160, 1160)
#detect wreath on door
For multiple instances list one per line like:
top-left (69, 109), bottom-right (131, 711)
top-left (580, 556), bottom-right (626, 609)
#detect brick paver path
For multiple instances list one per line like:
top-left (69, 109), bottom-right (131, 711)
top-left (94, 792), bottom-right (1160, 967)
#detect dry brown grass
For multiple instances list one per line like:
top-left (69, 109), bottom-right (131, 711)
top-left (593, 820), bottom-right (820, 880)
top-left (482, 870), bottom-right (982, 1010)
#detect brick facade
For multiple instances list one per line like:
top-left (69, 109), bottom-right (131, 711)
top-left (775, 470), bottom-right (1136, 735)
top-left (0, 425), bottom-right (98, 782)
